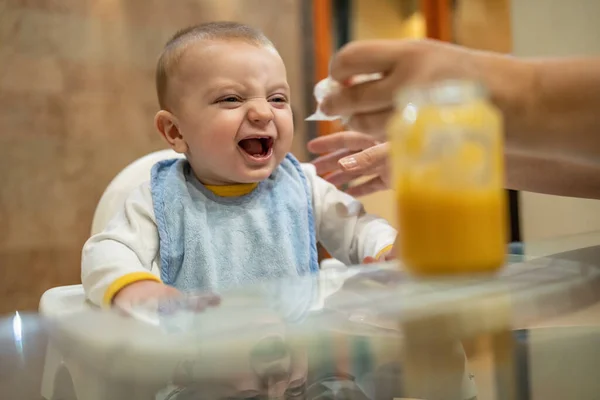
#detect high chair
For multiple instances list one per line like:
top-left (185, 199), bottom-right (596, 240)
top-left (39, 149), bottom-right (183, 400)
top-left (39, 149), bottom-right (347, 399)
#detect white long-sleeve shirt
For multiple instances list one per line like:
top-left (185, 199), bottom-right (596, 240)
top-left (82, 163), bottom-right (397, 306)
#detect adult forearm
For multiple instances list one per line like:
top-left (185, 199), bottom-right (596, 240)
top-left (505, 152), bottom-right (600, 199)
top-left (526, 58), bottom-right (600, 161)
top-left (480, 54), bottom-right (600, 197)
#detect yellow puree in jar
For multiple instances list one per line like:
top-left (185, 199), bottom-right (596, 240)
top-left (388, 98), bottom-right (507, 275)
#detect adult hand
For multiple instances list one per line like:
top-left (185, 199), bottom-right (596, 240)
top-left (320, 39), bottom-right (490, 139)
top-left (308, 131), bottom-right (391, 197)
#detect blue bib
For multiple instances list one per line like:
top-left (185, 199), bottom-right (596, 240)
top-left (150, 154), bottom-right (319, 293)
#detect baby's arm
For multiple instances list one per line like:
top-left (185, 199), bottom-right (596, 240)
top-left (81, 182), bottom-right (176, 308)
top-left (302, 164), bottom-right (397, 265)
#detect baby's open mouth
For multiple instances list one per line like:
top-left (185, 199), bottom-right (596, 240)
top-left (238, 137), bottom-right (274, 158)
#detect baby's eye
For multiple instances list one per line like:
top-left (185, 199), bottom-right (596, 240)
top-left (218, 96), bottom-right (242, 103)
top-left (269, 95), bottom-right (288, 103)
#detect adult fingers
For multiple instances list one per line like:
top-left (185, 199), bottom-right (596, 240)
top-left (324, 169), bottom-right (368, 187)
top-left (325, 162), bottom-right (386, 187)
top-left (320, 76), bottom-right (396, 117)
top-left (311, 149), bottom-right (354, 175)
top-left (346, 108), bottom-right (395, 140)
top-left (307, 131), bottom-right (378, 154)
top-left (346, 176), bottom-right (389, 197)
top-left (322, 40), bottom-right (421, 117)
top-left (338, 142), bottom-right (389, 173)
top-left (328, 40), bottom-right (404, 83)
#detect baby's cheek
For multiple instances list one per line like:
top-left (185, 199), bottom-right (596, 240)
top-left (274, 138), bottom-right (293, 163)
top-left (275, 122), bottom-right (295, 151)
top-left (204, 111), bottom-right (242, 136)
top-left (200, 126), bottom-right (236, 149)
top-left (277, 112), bottom-right (294, 132)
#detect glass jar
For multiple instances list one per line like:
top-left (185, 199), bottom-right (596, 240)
top-left (388, 80), bottom-right (507, 275)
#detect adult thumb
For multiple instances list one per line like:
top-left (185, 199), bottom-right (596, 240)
top-left (338, 142), bottom-right (389, 172)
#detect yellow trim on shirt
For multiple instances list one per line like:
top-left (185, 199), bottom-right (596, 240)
top-left (375, 244), bottom-right (394, 261)
top-left (204, 182), bottom-right (258, 197)
top-left (103, 271), bottom-right (161, 306)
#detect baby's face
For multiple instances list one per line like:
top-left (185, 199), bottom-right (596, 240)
top-left (168, 40), bottom-right (293, 185)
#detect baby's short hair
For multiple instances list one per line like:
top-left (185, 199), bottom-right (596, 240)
top-left (156, 21), bottom-right (275, 110)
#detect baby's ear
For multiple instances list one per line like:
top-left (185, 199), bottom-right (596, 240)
top-left (155, 110), bottom-right (187, 154)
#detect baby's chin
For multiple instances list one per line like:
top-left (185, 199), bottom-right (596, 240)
top-left (231, 152), bottom-right (287, 183)
top-left (232, 165), bottom-right (277, 183)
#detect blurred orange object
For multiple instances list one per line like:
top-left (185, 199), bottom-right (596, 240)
top-left (421, 0), bottom-right (452, 41)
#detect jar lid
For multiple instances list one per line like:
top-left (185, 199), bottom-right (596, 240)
top-left (395, 79), bottom-right (488, 107)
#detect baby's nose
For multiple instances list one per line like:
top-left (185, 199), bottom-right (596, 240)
top-left (247, 98), bottom-right (274, 122)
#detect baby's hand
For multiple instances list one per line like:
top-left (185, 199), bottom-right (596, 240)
top-left (114, 281), bottom-right (221, 316)
top-left (362, 247), bottom-right (397, 264)
top-left (113, 280), bottom-right (181, 310)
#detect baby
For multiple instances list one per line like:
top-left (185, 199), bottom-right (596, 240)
top-left (81, 21), bottom-right (398, 309)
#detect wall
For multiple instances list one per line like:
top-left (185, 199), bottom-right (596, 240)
top-left (510, 0), bottom-right (600, 241)
top-left (453, 0), bottom-right (511, 53)
top-left (352, 0), bottom-right (425, 41)
top-left (0, 0), bottom-right (308, 313)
